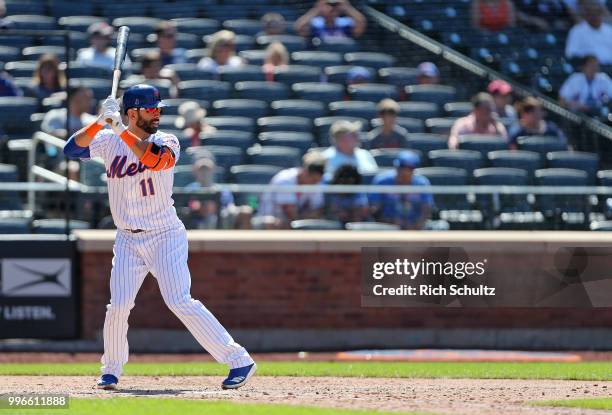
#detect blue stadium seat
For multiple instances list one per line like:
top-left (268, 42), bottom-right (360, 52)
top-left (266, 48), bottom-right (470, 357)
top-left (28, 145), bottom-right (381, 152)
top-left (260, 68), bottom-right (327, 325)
top-left (80, 161), bottom-right (106, 186)
top-left (191, 145), bottom-right (243, 170)
top-left (517, 135), bottom-right (567, 157)
top-left (425, 117), bottom-right (456, 135)
top-left (444, 101), bottom-right (473, 117)
top-left (397, 101), bottom-right (440, 120)
top-left (487, 150), bottom-right (542, 182)
top-left (256, 35), bottom-right (306, 53)
top-left (345, 222), bottom-right (400, 231)
top-left (314, 116), bottom-right (368, 146)
top-left (223, 19), bottom-right (262, 37)
top-left (212, 99), bottom-right (268, 118)
top-left (371, 148), bottom-right (422, 168)
top-left (273, 65), bottom-right (322, 84)
top-left (271, 99), bottom-right (326, 119)
top-left (378, 67), bottom-right (420, 89)
top-left (0, 46), bottom-right (21, 63)
top-left (112, 17), bottom-right (162, 34)
top-left (316, 37), bottom-right (358, 54)
top-left (405, 133), bottom-right (448, 164)
top-left (347, 83), bottom-right (398, 102)
top-left (6, 14), bottom-right (56, 30)
top-left (4, 60), bottom-right (37, 78)
top-left (5, 0), bottom-right (45, 15)
top-left (257, 116), bottom-right (313, 133)
top-left (238, 49), bottom-right (267, 66)
top-left (164, 63), bottom-right (215, 81)
top-left (234, 81), bottom-right (289, 102)
top-left (258, 131), bottom-right (314, 154)
top-left (230, 164), bottom-right (283, 184)
top-left (32, 219), bottom-right (90, 234)
top-left (292, 82), bottom-right (344, 104)
top-left (0, 218), bottom-right (31, 234)
top-left (324, 65), bottom-right (376, 85)
top-left (247, 145), bottom-right (301, 168)
top-left (66, 62), bottom-right (113, 79)
top-left (178, 80), bottom-right (231, 101)
top-left (290, 219), bottom-right (344, 230)
top-left (70, 78), bottom-right (112, 101)
top-left (171, 18), bottom-right (220, 36)
top-left (0, 97), bottom-right (38, 134)
top-left (590, 220), bottom-right (612, 231)
top-left (200, 130), bottom-right (254, 151)
top-left (161, 98), bottom-right (209, 116)
top-left (202, 4), bottom-right (249, 21)
top-left (291, 51), bottom-right (343, 68)
top-left (205, 116), bottom-right (255, 134)
top-left (546, 151), bottom-right (600, 185)
top-left (173, 165), bottom-right (195, 187)
top-left (173, 33), bottom-right (200, 50)
top-left (458, 135), bottom-right (509, 158)
top-left (0, 163), bottom-right (20, 209)
top-left (23, 46), bottom-right (65, 61)
top-left (219, 65), bottom-right (265, 83)
top-left (344, 52), bottom-right (396, 70)
top-left (371, 117), bottom-right (425, 133)
top-left (58, 16), bottom-right (107, 32)
top-left (405, 85), bottom-right (457, 107)
top-left (535, 168), bottom-right (590, 229)
top-left (328, 101), bottom-right (377, 120)
top-left (429, 149), bottom-right (483, 177)
top-left (152, 3), bottom-right (207, 19)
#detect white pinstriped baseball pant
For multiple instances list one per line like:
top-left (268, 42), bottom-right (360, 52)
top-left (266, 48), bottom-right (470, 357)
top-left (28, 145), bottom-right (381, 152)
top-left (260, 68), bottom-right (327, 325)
top-left (101, 225), bottom-right (253, 378)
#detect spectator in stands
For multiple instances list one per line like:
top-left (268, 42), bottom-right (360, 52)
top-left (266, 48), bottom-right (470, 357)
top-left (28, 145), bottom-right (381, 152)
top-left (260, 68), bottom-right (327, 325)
top-left (324, 164), bottom-right (370, 224)
top-left (31, 54), bottom-right (66, 101)
top-left (565, 0), bottom-right (612, 65)
top-left (487, 79), bottom-right (517, 121)
top-left (0, 71), bottom-right (22, 97)
top-left (560, 55), bottom-right (612, 114)
top-left (295, 0), bottom-right (367, 40)
top-left (140, 51), bottom-right (179, 97)
top-left (77, 22), bottom-right (132, 70)
top-left (471, 0), bottom-right (517, 31)
top-left (323, 120), bottom-right (378, 178)
top-left (261, 13), bottom-right (287, 36)
top-left (257, 151), bottom-right (327, 229)
top-left (41, 85), bottom-right (96, 138)
top-left (508, 96), bottom-right (568, 148)
top-left (198, 30), bottom-right (244, 73)
top-left (564, 0), bottom-right (611, 23)
top-left (416, 62), bottom-right (440, 85)
top-left (0, 0), bottom-right (12, 29)
top-left (367, 99), bottom-right (409, 149)
top-left (448, 92), bottom-right (509, 149)
top-left (153, 21), bottom-right (187, 66)
top-left (185, 157), bottom-right (235, 229)
top-left (262, 42), bottom-right (289, 82)
top-left (369, 151), bottom-right (433, 230)
top-left (175, 101), bottom-right (216, 147)
top-left (345, 66), bottom-right (372, 86)
top-left (514, 0), bottom-right (572, 30)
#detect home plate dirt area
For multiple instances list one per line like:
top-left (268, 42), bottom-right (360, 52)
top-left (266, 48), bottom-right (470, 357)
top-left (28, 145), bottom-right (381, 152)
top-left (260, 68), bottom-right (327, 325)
top-left (3, 375), bottom-right (612, 415)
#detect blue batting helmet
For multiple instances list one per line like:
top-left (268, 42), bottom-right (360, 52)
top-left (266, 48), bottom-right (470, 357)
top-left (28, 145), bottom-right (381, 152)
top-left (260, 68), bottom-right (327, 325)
top-left (122, 84), bottom-right (166, 114)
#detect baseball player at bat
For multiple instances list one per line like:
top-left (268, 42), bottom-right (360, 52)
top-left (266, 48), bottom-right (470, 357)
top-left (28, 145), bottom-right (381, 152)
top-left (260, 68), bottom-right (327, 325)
top-left (63, 85), bottom-right (256, 390)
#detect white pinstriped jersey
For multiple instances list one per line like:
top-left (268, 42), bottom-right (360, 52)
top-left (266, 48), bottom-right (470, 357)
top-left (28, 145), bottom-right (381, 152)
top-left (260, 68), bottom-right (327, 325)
top-left (88, 129), bottom-right (182, 231)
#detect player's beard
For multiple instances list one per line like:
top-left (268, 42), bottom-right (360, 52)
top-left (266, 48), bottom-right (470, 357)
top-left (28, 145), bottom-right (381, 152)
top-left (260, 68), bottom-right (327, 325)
top-left (136, 113), bottom-right (158, 134)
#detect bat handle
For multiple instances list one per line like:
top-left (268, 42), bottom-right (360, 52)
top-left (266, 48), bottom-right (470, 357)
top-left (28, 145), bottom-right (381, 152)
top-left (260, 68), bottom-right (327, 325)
top-left (105, 69), bottom-right (122, 124)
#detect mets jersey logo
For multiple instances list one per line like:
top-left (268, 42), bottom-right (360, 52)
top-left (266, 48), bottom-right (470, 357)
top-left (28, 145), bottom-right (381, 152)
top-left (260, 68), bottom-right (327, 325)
top-left (106, 155), bottom-right (148, 179)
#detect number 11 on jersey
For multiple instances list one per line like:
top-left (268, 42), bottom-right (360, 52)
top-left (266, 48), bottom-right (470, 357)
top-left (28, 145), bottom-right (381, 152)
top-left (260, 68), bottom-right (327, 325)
top-left (139, 178), bottom-right (155, 196)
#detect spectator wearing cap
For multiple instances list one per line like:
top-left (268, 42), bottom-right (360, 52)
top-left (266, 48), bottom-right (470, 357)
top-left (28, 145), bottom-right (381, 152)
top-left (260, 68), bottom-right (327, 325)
top-left (448, 92), bottom-right (509, 149)
top-left (78, 22), bottom-right (132, 70)
top-left (295, 0), bottom-right (367, 40)
top-left (31, 54), bottom-right (65, 102)
top-left (324, 164), bottom-right (370, 224)
top-left (42, 85), bottom-right (96, 138)
top-left (488, 79), bottom-right (516, 121)
top-left (346, 66), bottom-right (372, 86)
top-left (367, 99), bottom-right (409, 149)
top-left (508, 96), bottom-right (568, 149)
top-left (257, 151), bottom-right (327, 228)
top-left (559, 55), bottom-right (612, 114)
top-left (260, 13), bottom-right (286, 36)
top-left (198, 30), bottom-right (244, 74)
top-left (417, 62), bottom-right (440, 85)
top-left (565, 0), bottom-right (612, 64)
top-left (323, 120), bottom-right (378, 178)
top-left (175, 101), bottom-right (216, 147)
top-left (262, 42), bottom-right (289, 82)
top-left (369, 151), bottom-right (433, 230)
top-left (154, 21), bottom-right (187, 66)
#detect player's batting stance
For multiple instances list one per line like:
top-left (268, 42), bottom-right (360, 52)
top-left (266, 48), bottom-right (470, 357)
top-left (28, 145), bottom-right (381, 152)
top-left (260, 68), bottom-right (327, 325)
top-left (63, 85), bottom-right (256, 390)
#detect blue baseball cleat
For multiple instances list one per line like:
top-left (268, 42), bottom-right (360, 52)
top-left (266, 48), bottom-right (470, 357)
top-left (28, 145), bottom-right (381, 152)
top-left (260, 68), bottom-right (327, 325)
top-left (221, 363), bottom-right (257, 389)
top-left (97, 374), bottom-right (118, 390)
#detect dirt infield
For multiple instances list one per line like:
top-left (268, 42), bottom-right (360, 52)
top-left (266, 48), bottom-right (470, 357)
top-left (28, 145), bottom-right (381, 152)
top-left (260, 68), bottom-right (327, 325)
top-left (2, 375), bottom-right (611, 415)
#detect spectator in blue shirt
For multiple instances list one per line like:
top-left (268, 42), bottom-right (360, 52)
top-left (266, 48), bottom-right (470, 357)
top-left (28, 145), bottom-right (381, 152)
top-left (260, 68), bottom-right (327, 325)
top-left (324, 164), bottom-right (370, 224)
top-left (295, 0), bottom-right (367, 40)
top-left (369, 151), bottom-right (433, 230)
top-left (508, 96), bottom-right (568, 149)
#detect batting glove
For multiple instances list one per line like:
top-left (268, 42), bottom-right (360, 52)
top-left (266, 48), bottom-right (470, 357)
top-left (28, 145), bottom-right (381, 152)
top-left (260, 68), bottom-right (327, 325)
top-left (101, 96), bottom-right (126, 135)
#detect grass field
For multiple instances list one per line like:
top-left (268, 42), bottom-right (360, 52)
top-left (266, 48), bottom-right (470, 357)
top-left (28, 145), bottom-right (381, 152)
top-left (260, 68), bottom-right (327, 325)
top-left (2, 361), bottom-right (612, 381)
top-left (535, 397), bottom-right (612, 410)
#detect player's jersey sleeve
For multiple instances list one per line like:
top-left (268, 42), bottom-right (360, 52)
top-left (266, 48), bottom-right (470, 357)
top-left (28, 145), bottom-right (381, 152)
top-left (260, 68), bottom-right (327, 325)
top-left (153, 132), bottom-right (180, 164)
top-left (88, 129), bottom-right (113, 160)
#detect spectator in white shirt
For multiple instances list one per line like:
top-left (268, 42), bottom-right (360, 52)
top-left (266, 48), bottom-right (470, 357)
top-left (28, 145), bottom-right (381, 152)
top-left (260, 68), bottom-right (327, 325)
top-left (322, 120), bottom-right (378, 179)
top-left (565, 0), bottom-right (612, 64)
top-left (560, 55), bottom-right (612, 114)
top-left (198, 30), bottom-right (244, 74)
top-left (77, 22), bottom-right (132, 70)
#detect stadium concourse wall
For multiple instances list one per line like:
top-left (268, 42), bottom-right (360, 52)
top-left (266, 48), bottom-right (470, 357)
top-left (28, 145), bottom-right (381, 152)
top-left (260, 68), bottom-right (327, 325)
top-left (75, 230), bottom-right (612, 352)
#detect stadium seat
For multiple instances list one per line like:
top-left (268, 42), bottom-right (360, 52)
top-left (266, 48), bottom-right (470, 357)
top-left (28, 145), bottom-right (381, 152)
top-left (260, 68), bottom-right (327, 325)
top-left (371, 148), bottom-right (422, 168)
top-left (517, 136), bottom-right (567, 158)
top-left (256, 35), bottom-right (305, 53)
top-left (405, 133), bottom-right (448, 164)
top-left (291, 51), bottom-right (343, 68)
top-left (178, 80), bottom-right (231, 101)
top-left (22, 46), bottom-right (66, 61)
top-left (458, 135), bottom-right (509, 158)
top-left (164, 63), bottom-right (215, 81)
top-left (257, 116), bottom-right (313, 133)
top-left (66, 62), bottom-right (113, 79)
top-left (429, 149), bottom-right (483, 177)
top-left (4, 60), bottom-right (37, 78)
top-left (316, 37), bottom-right (359, 54)
top-left (347, 83), bottom-right (398, 102)
top-left (173, 165), bottom-right (194, 187)
top-left (378, 67), bottom-right (420, 89)
top-left (488, 150), bottom-right (542, 182)
top-left (219, 65), bottom-right (265, 83)
top-left (5, 0), bottom-right (45, 15)
top-left (211, 99), bottom-right (268, 119)
top-left (344, 52), bottom-right (396, 70)
top-left (258, 131), bottom-right (314, 154)
top-left (161, 99), bottom-right (209, 116)
top-left (202, 3), bottom-right (249, 21)
top-left (546, 151), bottom-right (600, 185)
top-left (80, 161), bottom-right (106, 187)
top-left (405, 85), bottom-right (457, 107)
top-left (324, 65), bottom-right (376, 85)
top-left (171, 18), bottom-right (220, 36)
top-left (235, 81), bottom-right (290, 102)
top-left (590, 220), bottom-right (612, 231)
top-left (58, 16), bottom-right (106, 32)
top-left (200, 130), bottom-right (254, 151)
top-left (230, 35), bottom-right (255, 53)
top-left (239, 49), bottom-right (267, 66)
top-left (290, 219), bottom-right (344, 230)
top-left (6, 14), bottom-right (56, 30)
top-left (292, 82), bottom-right (344, 104)
top-left (223, 19), bottom-right (262, 36)
top-left (597, 170), bottom-right (612, 218)
top-left (112, 17), bottom-right (162, 33)
top-left (0, 163), bottom-right (20, 209)
top-left (0, 218), bottom-right (31, 234)
top-left (0, 46), bottom-right (21, 63)
top-left (247, 145), bottom-right (301, 168)
top-left (314, 116), bottom-right (368, 146)
top-left (273, 65), bottom-right (322, 84)
top-left (329, 101), bottom-right (377, 120)
top-left (190, 145), bottom-right (243, 170)
top-left (121, 78), bottom-right (172, 99)
top-left (397, 102), bottom-right (440, 120)
top-left (205, 116), bottom-right (255, 134)
top-left (32, 219), bottom-right (90, 234)
top-left (345, 222), bottom-right (400, 231)
top-left (535, 168), bottom-right (590, 229)
top-left (70, 78), bottom-right (112, 101)
top-left (444, 102), bottom-right (473, 117)
top-left (271, 99), bottom-right (326, 119)
top-left (371, 117), bottom-right (425, 133)
top-left (0, 97), bottom-right (38, 134)
top-left (425, 117), bottom-right (456, 135)
top-left (171, 34), bottom-right (199, 50)
top-left (230, 164), bottom-right (283, 184)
